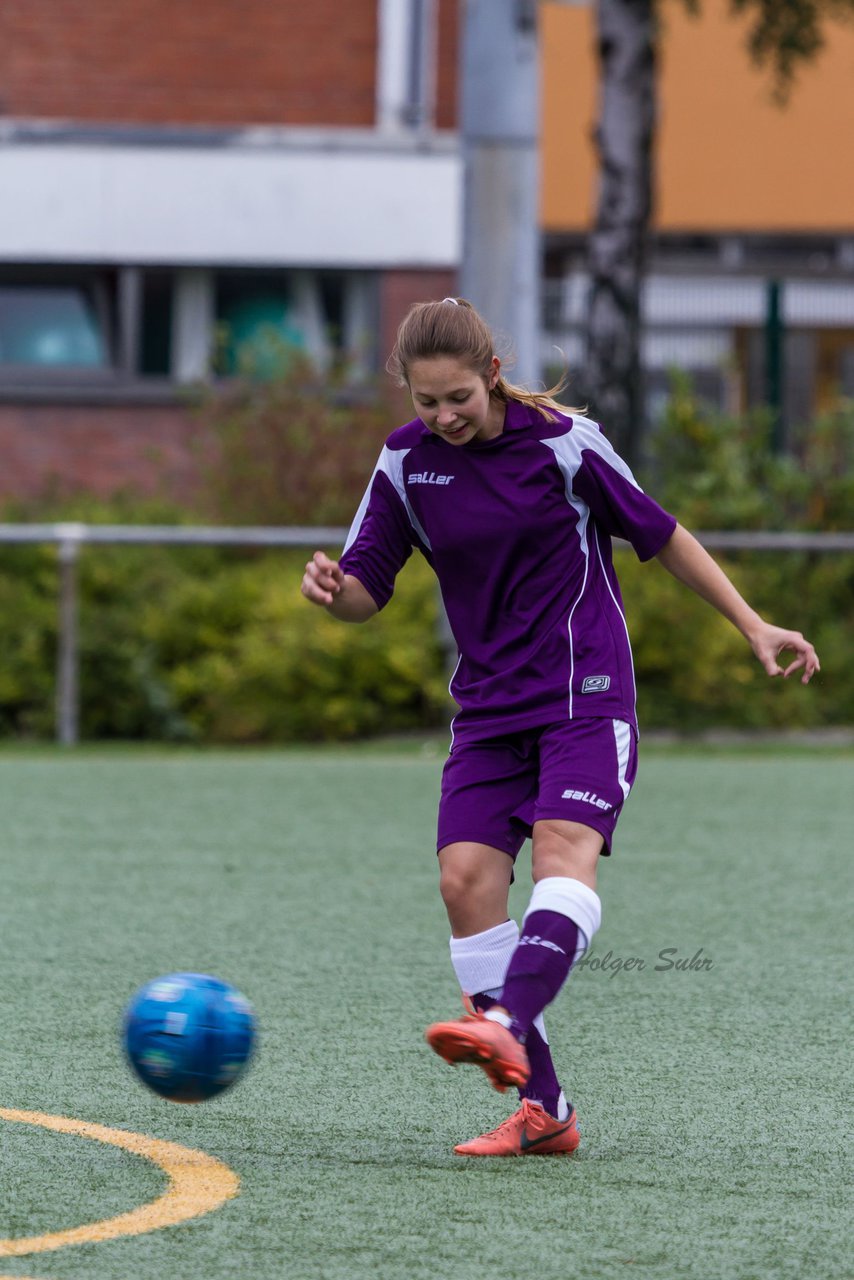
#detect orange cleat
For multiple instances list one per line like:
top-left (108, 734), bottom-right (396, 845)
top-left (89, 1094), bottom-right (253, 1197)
top-left (454, 1099), bottom-right (580, 1157)
top-left (424, 1010), bottom-right (530, 1092)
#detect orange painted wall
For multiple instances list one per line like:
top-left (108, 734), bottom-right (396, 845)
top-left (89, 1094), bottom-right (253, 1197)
top-left (541, 0), bottom-right (854, 233)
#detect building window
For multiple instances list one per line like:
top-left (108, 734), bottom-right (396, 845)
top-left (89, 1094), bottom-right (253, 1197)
top-left (214, 272), bottom-right (304, 377)
top-left (213, 269), bottom-right (378, 379)
top-left (140, 270), bottom-right (174, 377)
top-left (816, 330), bottom-right (854, 412)
top-left (0, 264), bottom-right (380, 395)
top-left (542, 269), bottom-right (854, 429)
top-left (0, 269), bottom-right (113, 373)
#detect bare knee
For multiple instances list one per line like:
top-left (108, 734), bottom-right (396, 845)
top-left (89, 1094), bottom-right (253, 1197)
top-left (439, 860), bottom-right (486, 915)
top-left (531, 819), bottom-right (603, 889)
top-left (438, 843), bottom-right (513, 937)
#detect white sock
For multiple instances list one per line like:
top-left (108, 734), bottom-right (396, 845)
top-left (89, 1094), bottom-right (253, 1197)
top-left (449, 918), bottom-right (519, 997)
top-left (523, 876), bottom-right (602, 961)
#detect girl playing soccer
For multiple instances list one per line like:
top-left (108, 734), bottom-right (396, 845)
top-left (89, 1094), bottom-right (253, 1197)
top-left (300, 298), bottom-right (819, 1157)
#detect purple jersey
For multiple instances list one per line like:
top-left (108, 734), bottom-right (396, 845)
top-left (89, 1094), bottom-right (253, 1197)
top-left (339, 401), bottom-right (677, 736)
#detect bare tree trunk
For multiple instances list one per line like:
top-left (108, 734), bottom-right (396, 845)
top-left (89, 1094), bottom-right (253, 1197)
top-left (584, 0), bottom-right (656, 466)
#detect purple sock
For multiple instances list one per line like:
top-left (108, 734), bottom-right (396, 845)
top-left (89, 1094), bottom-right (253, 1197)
top-left (499, 909), bottom-right (580, 1041)
top-left (518, 1024), bottom-right (564, 1117)
top-left (472, 991), bottom-right (565, 1119)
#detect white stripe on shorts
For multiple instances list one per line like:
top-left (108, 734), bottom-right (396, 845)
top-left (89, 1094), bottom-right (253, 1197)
top-left (613, 719), bottom-right (633, 801)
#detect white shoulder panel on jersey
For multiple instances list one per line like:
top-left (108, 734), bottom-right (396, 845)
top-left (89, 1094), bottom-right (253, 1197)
top-left (543, 414), bottom-right (641, 492)
top-left (343, 445), bottom-right (431, 554)
top-left (342, 455), bottom-right (385, 555)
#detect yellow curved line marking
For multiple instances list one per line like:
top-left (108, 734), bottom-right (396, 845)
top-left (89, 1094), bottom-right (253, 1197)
top-left (0, 1107), bottom-right (239, 1258)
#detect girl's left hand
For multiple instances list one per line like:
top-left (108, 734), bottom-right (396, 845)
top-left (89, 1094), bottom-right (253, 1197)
top-left (749, 623), bottom-right (821, 684)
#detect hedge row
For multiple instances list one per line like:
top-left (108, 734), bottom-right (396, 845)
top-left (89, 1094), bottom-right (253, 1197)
top-left (0, 389), bottom-right (851, 740)
top-left (1, 529), bottom-right (849, 742)
top-left (0, 536), bottom-right (450, 742)
top-left (621, 546), bottom-right (853, 730)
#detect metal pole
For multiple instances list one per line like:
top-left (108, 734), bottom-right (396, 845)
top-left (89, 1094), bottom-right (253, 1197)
top-left (459, 0), bottom-right (541, 384)
top-left (55, 525), bottom-right (83, 746)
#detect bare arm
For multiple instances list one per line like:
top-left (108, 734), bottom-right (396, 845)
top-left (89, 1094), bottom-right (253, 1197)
top-left (301, 550), bottom-right (378, 622)
top-left (655, 523), bottom-right (820, 684)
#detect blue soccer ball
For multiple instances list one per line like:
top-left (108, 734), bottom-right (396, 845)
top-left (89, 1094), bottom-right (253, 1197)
top-left (123, 972), bottom-right (256, 1103)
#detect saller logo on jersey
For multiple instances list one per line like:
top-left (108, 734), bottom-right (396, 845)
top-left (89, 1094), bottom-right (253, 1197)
top-left (581, 675), bottom-right (610, 692)
top-left (408, 472), bottom-right (455, 485)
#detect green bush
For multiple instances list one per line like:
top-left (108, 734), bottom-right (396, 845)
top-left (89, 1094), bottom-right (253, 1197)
top-left (626, 385), bottom-right (854, 728)
top-left (0, 498), bottom-right (451, 742)
top-left (194, 354), bottom-right (398, 526)
top-left (0, 386), bottom-right (851, 741)
top-left (619, 547), bottom-right (854, 730)
top-left (0, 539), bottom-right (57, 737)
top-left (144, 551), bottom-right (450, 742)
top-left (647, 377), bottom-right (854, 531)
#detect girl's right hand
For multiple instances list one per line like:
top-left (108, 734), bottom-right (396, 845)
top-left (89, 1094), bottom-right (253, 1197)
top-left (301, 550), bottom-right (345, 606)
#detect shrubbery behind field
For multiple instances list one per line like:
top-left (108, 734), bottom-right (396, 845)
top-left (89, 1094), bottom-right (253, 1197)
top-left (1, 377), bottom-right (851, 741)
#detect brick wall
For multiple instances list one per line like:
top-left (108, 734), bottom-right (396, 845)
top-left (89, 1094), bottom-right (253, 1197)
top-left (0, 263), bottom-right (459, 504)
top-left (0, 403), bottom-right (205, 505)
top-left (0, 0), bottom-right (378, 127)
top-left (379, 268), bottom-right (458, 381)
top-left (0, 270), bottom-right (460, 505)
top-left (435, 0), bottom-right (459, 130)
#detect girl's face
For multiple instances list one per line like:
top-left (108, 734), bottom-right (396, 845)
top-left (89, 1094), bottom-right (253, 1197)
top-left (408, 355), bottom-right (504, 445)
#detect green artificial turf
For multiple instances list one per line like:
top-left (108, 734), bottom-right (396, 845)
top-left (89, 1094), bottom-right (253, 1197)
top-left (0, 743), bottom-right (851, 1280)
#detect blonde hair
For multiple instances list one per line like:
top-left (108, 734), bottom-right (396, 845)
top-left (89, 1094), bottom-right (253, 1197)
top-left (386, 297), bottom-right (577, 423)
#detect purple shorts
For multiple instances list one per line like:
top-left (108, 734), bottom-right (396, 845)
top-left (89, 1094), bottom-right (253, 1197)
top-left (437, 718), bottom-right (638, 859)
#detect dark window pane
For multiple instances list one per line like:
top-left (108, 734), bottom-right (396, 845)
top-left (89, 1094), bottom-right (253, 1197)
top-left (0, 285), bottom-right (107, 368)
top-left (141, 271), bottom-right (173, 377)
top-left (215, 272), bottom-right (301, 377)
top-left (318, 272), bottom-right (346, 349)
